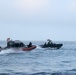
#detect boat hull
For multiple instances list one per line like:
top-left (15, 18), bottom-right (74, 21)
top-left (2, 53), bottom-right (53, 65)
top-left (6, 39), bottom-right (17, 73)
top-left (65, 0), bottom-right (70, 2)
top-left (40, 44), bottom-right (63, 49)
top-left (22, 45), bottom-right (36, 51)
top-left (0, 45), bottom-right (36, 51)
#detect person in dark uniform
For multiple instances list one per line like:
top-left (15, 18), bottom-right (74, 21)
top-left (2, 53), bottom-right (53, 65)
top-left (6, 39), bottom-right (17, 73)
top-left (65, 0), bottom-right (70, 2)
top-left (47, 39), bottom-right (53, 47)
top-left (7, 38), bottom-right (14, 48)
top-left (44, 42), bottom-right (47, 47)
top-left (0, 46), bottom-right (1, 48)
top-left (28, 42), bottom-right (32, 47)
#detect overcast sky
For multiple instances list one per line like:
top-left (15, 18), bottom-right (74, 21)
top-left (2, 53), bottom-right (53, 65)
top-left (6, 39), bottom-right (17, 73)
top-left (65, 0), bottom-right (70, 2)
top-left (0, 0), bottom-right (76, 41)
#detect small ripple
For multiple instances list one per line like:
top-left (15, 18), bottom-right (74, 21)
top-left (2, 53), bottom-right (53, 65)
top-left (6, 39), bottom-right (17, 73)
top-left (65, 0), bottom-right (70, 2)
top-left (62, 61), bottom-right (70, 63)
top-left (1, 72), bottom-right (76, 75)
top-left (0, 73), bottom-right (9, 75)
top-left (68, 69), bottom-right (76, 71)
top-left (31, 72), bottom-right (76, 75)
top-left (31, 72), bottom-right (51, 75)
top-left (0, 72), bottom-right (30, 75)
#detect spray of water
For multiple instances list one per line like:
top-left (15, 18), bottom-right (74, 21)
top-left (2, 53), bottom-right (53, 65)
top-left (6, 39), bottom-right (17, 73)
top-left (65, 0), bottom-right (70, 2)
top-left (0, 48), bottom-right (23, 55)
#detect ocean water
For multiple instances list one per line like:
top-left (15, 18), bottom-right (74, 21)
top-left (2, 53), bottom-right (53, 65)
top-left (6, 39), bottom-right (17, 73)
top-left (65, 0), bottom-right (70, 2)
top-left (0, 41), bottom-right (76, 75)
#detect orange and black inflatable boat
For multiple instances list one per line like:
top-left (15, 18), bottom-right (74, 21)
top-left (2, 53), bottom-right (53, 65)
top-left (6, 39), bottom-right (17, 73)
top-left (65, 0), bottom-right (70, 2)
top-left (22, 45), bottom-right (36, 51)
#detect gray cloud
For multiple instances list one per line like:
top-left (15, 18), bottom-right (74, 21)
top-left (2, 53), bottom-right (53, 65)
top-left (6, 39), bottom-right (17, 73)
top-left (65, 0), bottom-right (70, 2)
top-left (0, 0), bottom-right (76, 41)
